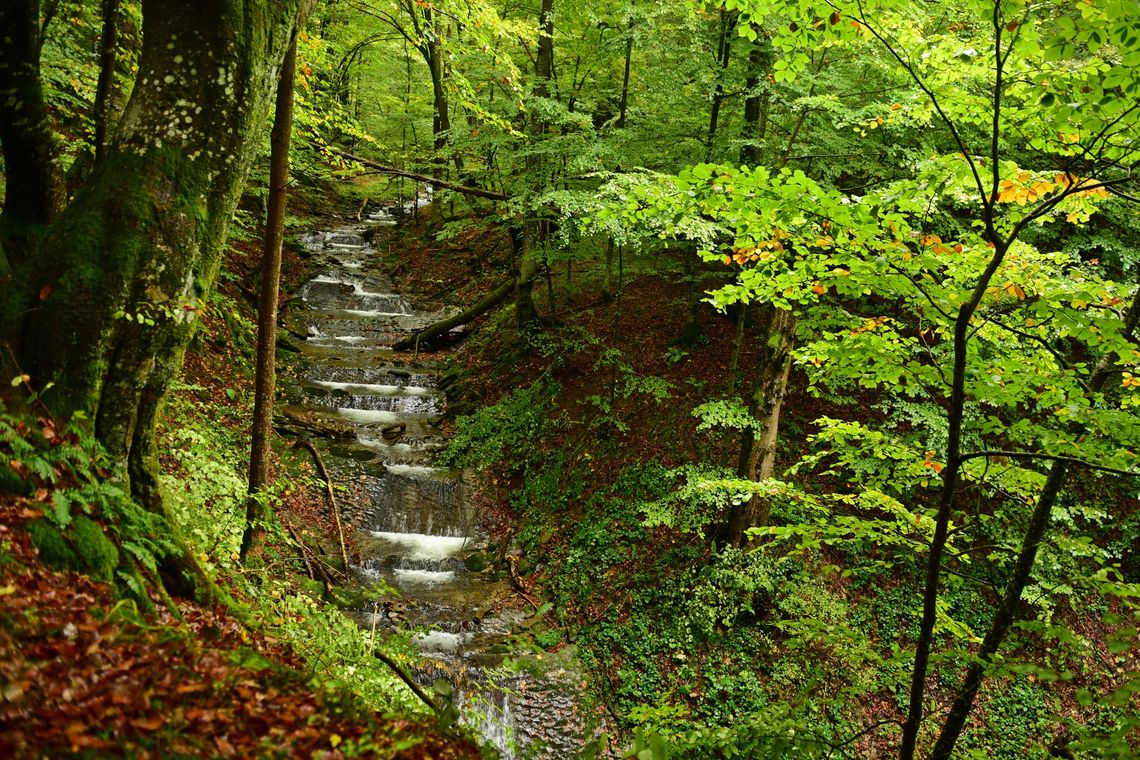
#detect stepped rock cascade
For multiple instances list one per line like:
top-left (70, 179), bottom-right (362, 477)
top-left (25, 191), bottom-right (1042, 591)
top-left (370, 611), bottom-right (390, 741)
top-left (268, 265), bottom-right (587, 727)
top-left (280, 200), bottom-right (598, 759)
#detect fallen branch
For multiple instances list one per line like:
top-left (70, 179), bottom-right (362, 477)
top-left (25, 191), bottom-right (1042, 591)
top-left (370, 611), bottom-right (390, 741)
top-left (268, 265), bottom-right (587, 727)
top-left (296, 438), bottom-right (351, 572)
top-left (393, 277), bottom-right (515, 350)
top-left (373, 650), bottom-right (443, 713)
top-left (507, 554), bottom-right (540, 611)
top-left (283, 522), bottom-right (316, 581)
top-left (335, 150), bottom-right (510, 202)
top-left (283, 521), bottom-right (341, 590)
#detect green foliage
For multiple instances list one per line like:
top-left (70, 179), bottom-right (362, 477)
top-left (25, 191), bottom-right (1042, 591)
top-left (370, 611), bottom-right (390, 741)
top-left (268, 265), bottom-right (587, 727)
top-left (440, 375), bottom-right (558, 469)
top-left (956, 678), bottom-right (1054, 759)
top-left (159, 396), bottom-right (252, 570)
top-left (70, 515), bottom-right (121, 581)
top-left (629, 704), bottom-right (830, 759)
top-left (585, 348), bottom-right (672, 433)
top-left (1, 406), bottom-right (177, 595)
top-left (26, 519), bottom-right (80, 572)
top-left (249, 581), bottom-right (425, 715)
top-left (692, 399), bottom-right (760, 432)
top-left (673, 547), bottom-right (777, 642)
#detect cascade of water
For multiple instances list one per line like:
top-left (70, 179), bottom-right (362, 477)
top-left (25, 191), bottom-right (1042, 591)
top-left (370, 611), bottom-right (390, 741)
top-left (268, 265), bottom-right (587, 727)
top-left (285, 207), bottom-right (600, 759)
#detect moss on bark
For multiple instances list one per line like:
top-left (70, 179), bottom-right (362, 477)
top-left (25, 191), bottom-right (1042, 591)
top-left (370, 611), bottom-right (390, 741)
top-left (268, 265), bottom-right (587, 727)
top-left (9, 0), bottom-right (312, 600)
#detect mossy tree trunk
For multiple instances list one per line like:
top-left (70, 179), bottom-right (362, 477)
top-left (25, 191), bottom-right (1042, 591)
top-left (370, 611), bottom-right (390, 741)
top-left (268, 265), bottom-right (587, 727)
top-left (2, 0), bottom-right (310, 595)
top-left (514, 0), bottom-right (555, 336)
top-left (720, 307), bottom-right (797, 548)
top-left (0, 0), bottom-right (65, 264)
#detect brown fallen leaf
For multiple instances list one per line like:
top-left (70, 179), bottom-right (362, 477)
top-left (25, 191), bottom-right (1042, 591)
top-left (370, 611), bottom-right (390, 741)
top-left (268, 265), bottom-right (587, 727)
top-left (130, 716), bottom-right (165, 731)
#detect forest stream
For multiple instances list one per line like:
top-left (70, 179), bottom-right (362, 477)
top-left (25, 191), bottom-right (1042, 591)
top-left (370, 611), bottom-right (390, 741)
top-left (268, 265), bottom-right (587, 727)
top-left (277, 200), bottom-right (598, 759)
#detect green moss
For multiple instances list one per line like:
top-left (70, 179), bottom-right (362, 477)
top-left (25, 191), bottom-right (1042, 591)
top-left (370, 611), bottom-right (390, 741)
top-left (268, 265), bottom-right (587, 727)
top-left (26, 519), bottom-right (80, 571)
top-left (26, 517), bottom-right (119, 580)
top-left (71, 516), bottom-right (119, 581)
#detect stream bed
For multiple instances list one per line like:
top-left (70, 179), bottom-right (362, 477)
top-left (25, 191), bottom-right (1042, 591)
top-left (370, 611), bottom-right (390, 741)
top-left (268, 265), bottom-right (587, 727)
top-left (279, 204), bottom-right (601, 758)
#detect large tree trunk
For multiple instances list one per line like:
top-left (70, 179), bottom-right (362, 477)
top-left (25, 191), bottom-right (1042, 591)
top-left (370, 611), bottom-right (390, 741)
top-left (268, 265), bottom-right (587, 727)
top-left (739, 29), bottom-right (770, 167)
top-left (243, 35), bottom-right (298, 559)
top-left (5, 0), bottom-right (309, 593)
top-left (0, 0), bottom-right (65, 268)
top-left (720, 307), bottom-right (796, 547)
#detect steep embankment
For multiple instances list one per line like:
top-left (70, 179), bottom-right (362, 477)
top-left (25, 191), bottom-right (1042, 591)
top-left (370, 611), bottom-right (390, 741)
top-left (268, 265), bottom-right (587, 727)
top-left (0, 201), bottom-right (485, 758)
top-left (380, 207), bottom-right (1140, 758)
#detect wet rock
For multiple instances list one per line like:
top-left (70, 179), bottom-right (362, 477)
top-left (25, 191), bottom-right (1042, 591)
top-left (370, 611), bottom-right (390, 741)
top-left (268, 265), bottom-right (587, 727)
top-left (381, 422), bottom-right (406, 441)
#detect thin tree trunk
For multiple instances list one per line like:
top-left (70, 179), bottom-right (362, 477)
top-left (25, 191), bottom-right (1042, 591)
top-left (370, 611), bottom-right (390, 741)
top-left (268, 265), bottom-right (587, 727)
top-left (739, 28), bottom-right (770, 167)
top-left (721, 308), bottom-right (796, 547)
top-left (515, 0), bottom-right (554, 335)
top-left (603, 237), bottom-right (615, 300)
top-left (726, 302), bottom-right (747, 396)
top-left (93, 0), bottom-right (122, 161)
top-left (927, 283), bottom-right (1140, 758)
top-left (617, 15), bottom-right (633, 129)
top-left (704, 7), bottom-right (735, 161)
top-left (242, 35), bottom-right (297, 559)
top-left (298, 437), bottom-right (349, 573)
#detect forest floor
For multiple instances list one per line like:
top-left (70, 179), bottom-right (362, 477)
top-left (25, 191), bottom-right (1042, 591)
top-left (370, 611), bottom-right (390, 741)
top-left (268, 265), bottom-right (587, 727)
top-left (0, 496), bottom-right (480, 759)
top-left (0, 199), bottom-right (485, 758)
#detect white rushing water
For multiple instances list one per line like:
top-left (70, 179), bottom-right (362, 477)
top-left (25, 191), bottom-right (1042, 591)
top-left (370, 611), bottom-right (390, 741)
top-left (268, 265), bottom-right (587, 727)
top-left (384, 463), bottom-right (446, 478)
top-left (313, 381), bottom-right (432, 396)
top-left (334, 408), bottom-right (402, 424)
top-left (292, 212), bottom-right (593, 759)
top-left (393, 568), bottom-right (456, 585)
top-left (369, 531), bottom-right (469, 559)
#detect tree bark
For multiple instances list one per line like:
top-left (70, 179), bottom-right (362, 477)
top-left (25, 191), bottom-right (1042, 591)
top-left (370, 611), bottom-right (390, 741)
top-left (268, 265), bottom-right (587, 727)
top-left (393, 276), bottom-right (515, 350)
top-left (93, 0), bottom-right (123, 161)
top-left (0, 0), bottom-right (65, 268)
top-left (514, 0), bottom-right (554, 335)
top-left (739, 28), bottom-right (770, 167)
top-left (721, 307), bottom-right (796, 547)
top-left (243, 34), bottom-right (298, 559)
top-left (616, 15), bottom-right (633, 129)
top-left (927, 283), bottom-right (1140, 758)
top-left (726, 302), bottom-right (747, 396)
top-left (704, 7), bottom-right (736, 162)
top-left (6, 0), bottom-right (311, 596)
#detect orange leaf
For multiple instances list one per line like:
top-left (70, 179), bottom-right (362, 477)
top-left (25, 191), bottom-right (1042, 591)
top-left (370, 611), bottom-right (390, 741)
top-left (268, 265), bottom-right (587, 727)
top-left (131, 716), bottom-right (165, 731)
top-left (38, 285), bottom-right (53, 301)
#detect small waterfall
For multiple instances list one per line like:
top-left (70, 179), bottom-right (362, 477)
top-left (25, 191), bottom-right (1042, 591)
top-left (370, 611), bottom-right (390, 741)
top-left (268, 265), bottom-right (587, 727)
top-left (285, 205), bottom-right (600, 758)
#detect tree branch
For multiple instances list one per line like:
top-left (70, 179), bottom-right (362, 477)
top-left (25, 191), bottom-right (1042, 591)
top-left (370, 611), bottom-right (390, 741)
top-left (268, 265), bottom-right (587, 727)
top-left (334, 150), bottom-right (510, 201)
top-left (959, 450), bottom-right (1139, 477)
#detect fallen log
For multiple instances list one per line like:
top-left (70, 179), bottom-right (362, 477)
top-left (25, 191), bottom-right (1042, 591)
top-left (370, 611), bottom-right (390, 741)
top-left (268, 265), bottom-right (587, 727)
top-left (334, 151), bottom-right (510, 202)
top-left (392, 277), bottom-right (514, 350)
